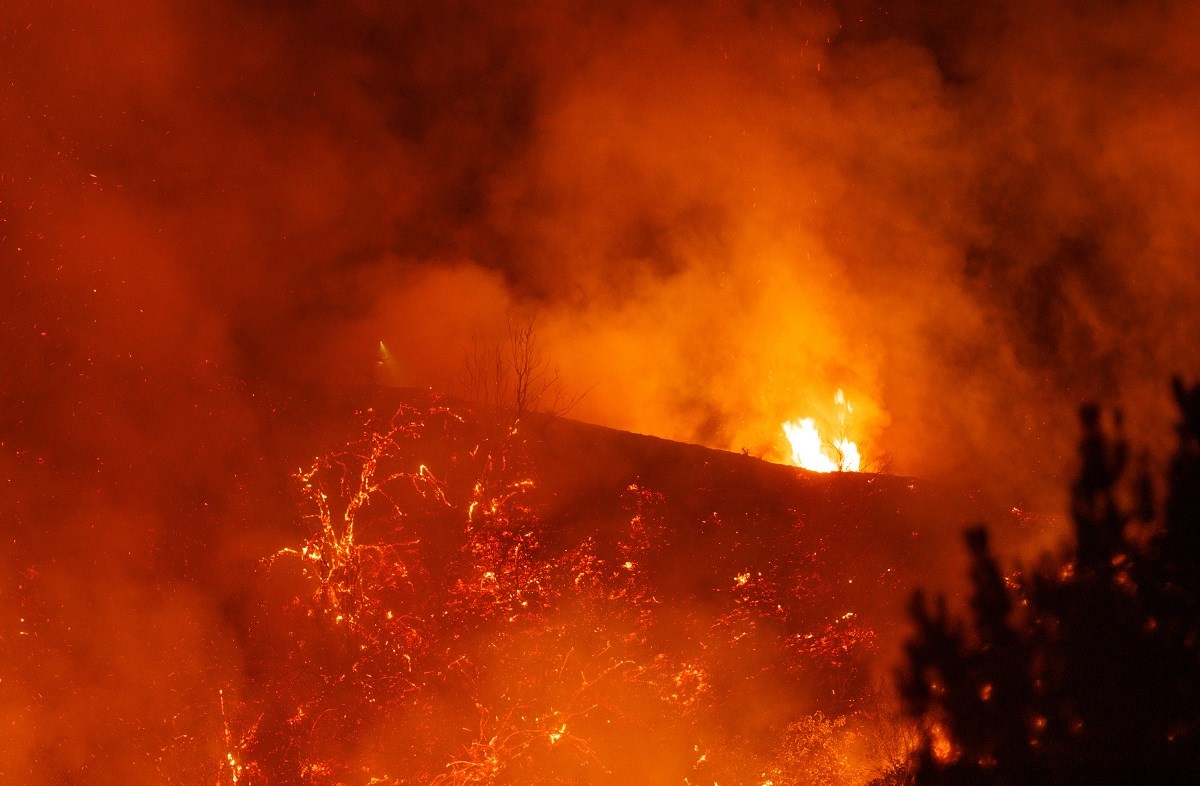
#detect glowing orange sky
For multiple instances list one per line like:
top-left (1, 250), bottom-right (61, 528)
top-left (5, 2), bottom-right (1200, 781)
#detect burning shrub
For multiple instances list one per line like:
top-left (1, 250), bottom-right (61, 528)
top-left (211, 398), bottom-right (891, 784)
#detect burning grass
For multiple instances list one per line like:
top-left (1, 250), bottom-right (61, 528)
top-left (199, 400), bottom-right (914, 784)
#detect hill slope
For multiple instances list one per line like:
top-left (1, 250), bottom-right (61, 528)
top-left (198, 385), bottom-right (1019, 784)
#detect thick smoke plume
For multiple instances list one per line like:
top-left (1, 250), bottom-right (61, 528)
top-left (2, 0), bottom-right (1199, 781)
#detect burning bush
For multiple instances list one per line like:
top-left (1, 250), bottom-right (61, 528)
top-left (208, 399), bottom-right (905, 784)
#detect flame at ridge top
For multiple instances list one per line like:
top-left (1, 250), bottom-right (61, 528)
top-left (781, 389), bottom-right (862, 473)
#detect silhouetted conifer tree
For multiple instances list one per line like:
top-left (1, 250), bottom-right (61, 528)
top-left (898, 378), bottom-right (1200, 784)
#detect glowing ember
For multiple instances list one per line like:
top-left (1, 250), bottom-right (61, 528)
top-left (929, 720), bottom-right (956, 764)
top-left (206, 400), bottom-right (901, 783)
top-left (782, 389), bottom-right (862, 472)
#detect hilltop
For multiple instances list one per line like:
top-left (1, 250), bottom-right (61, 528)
top-left (184, 384), bottom-right (1037, 783)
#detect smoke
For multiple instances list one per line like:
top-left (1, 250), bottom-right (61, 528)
top-left (8, 0), bottom-right (1200, 490)
top-left (3, 0), bottom-right (1200, 780)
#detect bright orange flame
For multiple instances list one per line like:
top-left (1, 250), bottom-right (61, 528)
top-left (781, 389), bottom-right (861, 472)
top-left (929, 720), bottom-right (955, 764)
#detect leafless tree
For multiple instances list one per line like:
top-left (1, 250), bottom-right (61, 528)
top-left (459, 315), bottom-right (584, 426)
top-left (462, 334), bottom-right (510, 414)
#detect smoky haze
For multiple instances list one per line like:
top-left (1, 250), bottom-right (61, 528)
top-left (2, 0), bottom-right (1199, 780)
top-left (6, 0), bottom-right (1200, 495)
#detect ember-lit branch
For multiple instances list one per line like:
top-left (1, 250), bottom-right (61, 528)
top-left (217, 690), bottom-right (261, 786)
top-left (267, 410), bottom-right (452, 631)
top-left (219, 399), bottom-right (892, 784)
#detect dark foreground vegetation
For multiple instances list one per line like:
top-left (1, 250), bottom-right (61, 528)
top-left (900, 379), bottom-right (1200, 783)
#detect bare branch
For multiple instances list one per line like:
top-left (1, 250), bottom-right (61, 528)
top-left (458, 315), bottom-right (585, 426)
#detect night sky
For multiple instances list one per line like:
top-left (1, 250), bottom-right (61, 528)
top-left (6, 1), bottom-right (1199, 489)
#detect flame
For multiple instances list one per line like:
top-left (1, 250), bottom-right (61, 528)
top-left (781, 389), bottom-right (862, 472)
top-left (203, 399), bottom-right (906, 783)
top-left (929, 720), bottom-right (955, 764)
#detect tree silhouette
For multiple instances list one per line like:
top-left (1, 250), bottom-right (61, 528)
top-left (460, 316), bottom-right (584, 428)
top-left (898, 378), bottom-right (1200, 783)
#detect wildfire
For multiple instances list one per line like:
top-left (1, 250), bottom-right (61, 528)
top-left (781, 389), bottom-right (862, 472)
top-left (191, 397), bottom-right (904, 784)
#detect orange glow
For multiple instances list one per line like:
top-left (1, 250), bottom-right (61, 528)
top-left (782, 390), bottom-right (862, 472)
top-left (930, 721), bottom-right (956, 765)
top-left (11, 0), bottom-right (1200, 782)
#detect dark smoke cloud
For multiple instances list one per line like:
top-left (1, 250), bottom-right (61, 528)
top-left (3, 0), bottom-right (1200, 779)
